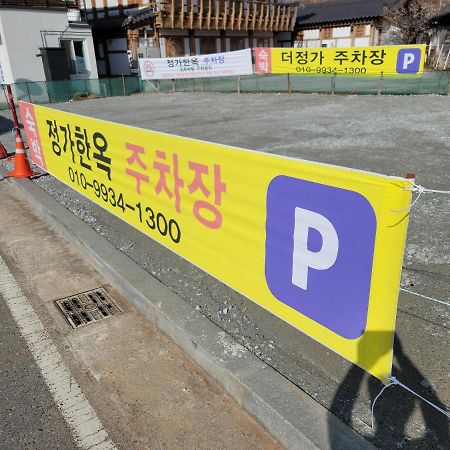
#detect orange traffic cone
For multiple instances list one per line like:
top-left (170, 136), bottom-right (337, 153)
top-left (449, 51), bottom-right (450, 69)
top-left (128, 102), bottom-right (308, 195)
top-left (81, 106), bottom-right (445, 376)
top-left (0, 141), bottom-right (7, 159)
top-left (6, 130), bottom-right (34, 178)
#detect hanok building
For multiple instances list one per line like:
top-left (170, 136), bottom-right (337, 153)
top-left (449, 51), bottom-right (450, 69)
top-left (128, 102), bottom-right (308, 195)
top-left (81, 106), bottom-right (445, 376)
top-left (293, 0), bottom-right (402, 49)
top-left (81, 1), bottom-right (298, 76)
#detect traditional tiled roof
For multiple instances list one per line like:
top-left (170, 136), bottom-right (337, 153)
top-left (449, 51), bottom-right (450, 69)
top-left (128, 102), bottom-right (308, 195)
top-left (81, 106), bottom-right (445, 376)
top-left (296, 0), bottom-right (403, 27)
top-left (122, 6), bottom-right (154, 27)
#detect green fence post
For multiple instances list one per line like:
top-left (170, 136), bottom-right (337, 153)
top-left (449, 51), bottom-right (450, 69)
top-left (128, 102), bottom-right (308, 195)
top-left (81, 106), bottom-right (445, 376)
top-left (377, 71), bottom-right (384, 96)
top-left (331, 73), bottom-right (336, 95)
top-left (201, 77), bottom-right (204, 93)
top-left (25, 82), bottom-right (31, 103)
top-left (122, 74), bottom-right (126, 96)
top-left (287, 73), bottom-right (291, 94)
top-left (84, 79), bottom-right (88, 97)
top-left (237, 76), bottom-right (241, 95)
top-left (46, 81), bottom-right (51, 103)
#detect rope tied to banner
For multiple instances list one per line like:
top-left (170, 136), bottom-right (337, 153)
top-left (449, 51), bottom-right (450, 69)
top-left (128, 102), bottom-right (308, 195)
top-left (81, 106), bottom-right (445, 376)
top-left (392, 182), bottom-right (450, 213)
top-left (371, 376), bottom-right (450, 430)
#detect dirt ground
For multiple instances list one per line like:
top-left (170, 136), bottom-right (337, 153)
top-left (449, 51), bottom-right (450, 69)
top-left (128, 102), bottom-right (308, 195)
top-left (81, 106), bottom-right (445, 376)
top-left (1, 92), bottom-right (449, 449)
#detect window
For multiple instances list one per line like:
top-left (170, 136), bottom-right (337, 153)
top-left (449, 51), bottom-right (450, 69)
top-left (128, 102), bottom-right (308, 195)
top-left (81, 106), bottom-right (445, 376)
top-left (62, 40), bottom-right (89, 75)
top-left (73, 41), bottom-right (87, 73)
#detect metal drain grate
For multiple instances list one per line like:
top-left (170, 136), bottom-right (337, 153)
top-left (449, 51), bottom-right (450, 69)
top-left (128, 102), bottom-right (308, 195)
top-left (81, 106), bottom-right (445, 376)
top-left (55, 287), bottom-right (122, 329)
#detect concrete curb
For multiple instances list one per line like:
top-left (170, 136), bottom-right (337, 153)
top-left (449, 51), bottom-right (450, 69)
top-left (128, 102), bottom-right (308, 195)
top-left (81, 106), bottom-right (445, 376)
top-left (6, 174), bottom-right (376, 450)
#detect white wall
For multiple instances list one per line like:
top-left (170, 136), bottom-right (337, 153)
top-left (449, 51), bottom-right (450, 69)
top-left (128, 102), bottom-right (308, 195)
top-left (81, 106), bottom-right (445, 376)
top-left (303, 29), bottom-right (319, 40)
top-left (0, 9), bottom-right (67, 82)
top-left (0, 9), bottom-right (98, 82)
top-left (354, 37), bottom-right (370, 47)
top-left (332, 27), bottom-right (351, 38)
top-left (336, 38), bottom-right (352, 47)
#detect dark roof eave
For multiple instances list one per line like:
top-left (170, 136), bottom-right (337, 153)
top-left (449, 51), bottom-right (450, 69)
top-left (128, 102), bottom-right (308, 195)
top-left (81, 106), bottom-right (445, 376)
top-left (296, 15), bottom-right (380, 29)
top-left (122, 7), bottom-right (154, 27)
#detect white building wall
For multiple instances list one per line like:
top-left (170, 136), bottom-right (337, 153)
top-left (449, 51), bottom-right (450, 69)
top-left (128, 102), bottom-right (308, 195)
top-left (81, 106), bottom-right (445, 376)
top-left (332, 27), bottom-right (351, 38)
top-left (0, 9), bottom-right (98, 83)
top-left (321, 39), bottom-right (335, 47)
top-left (354, 37), bottom-right (370, 47)
top-left (0, 9), bottom-right (67, 83)
top-left (303, 29), bottom-right (319, 40)
top-left (336, 38), bottom-right (352, 47)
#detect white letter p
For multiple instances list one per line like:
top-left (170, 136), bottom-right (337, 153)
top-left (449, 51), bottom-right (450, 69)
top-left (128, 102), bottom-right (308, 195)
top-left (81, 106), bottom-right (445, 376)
top-left (402, 53), bottom-right (415, 70)
top-left (292, 207), bottom-right (339, 290)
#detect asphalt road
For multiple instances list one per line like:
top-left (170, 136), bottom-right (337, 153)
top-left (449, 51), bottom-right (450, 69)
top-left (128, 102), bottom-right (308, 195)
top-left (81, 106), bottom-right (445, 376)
top-left (0, 263), bottom-right (78, 450)
top-left (1, 92), bottom-right (449, 449)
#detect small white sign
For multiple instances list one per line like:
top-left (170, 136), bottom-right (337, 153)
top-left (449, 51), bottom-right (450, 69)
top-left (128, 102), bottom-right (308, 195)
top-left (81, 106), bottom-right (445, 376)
top-left (139, 49), bottom-right (253, 80)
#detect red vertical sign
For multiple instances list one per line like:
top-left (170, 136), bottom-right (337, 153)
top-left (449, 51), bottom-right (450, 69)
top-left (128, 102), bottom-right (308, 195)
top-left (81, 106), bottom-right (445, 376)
top-left (18, 101), bottom-right (47, 171)
top-left (254, 48), bottom-right (273, 74)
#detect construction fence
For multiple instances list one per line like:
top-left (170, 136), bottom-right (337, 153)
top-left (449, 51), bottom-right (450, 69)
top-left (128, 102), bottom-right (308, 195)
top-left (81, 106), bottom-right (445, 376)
top-left (2, 71), bottom-right (449, 109)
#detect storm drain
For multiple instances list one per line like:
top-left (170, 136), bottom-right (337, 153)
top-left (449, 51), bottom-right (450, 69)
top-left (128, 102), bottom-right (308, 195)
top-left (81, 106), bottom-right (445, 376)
top-left (55, 287), bottom-right (122, 329)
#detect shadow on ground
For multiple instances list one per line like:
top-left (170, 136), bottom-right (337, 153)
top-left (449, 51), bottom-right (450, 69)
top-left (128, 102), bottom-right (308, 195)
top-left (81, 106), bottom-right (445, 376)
top-left (328, 333), bottom-right (449, 449)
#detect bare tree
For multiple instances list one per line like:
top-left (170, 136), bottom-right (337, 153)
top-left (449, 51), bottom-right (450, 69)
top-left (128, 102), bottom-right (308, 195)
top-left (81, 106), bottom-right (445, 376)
top-left (383, 0), bottom-right (439, 44)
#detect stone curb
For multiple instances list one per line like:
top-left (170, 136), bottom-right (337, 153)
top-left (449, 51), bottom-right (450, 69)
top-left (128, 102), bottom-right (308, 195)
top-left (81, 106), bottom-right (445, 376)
top-left (6, 174), bottom-right (375, 450)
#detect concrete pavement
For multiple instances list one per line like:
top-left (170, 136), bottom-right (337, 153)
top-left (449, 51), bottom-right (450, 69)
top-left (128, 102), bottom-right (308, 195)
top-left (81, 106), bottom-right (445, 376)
top-left (0, 180), bottom-right (284, 450)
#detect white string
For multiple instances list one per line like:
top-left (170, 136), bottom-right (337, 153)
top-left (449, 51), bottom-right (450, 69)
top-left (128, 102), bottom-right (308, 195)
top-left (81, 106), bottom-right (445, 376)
top-left (371, 376), bottom-right (450, 430)
top-left (390, 377), bottom-right (450, 419)
top-left (393, 183), bottom-right (450, 213)
top-left (400, 287), bottom-right (450, 307)
top-left (405, 182), bottom-right (450, 195)
top-left (371, 379), bottom-right (397, 429)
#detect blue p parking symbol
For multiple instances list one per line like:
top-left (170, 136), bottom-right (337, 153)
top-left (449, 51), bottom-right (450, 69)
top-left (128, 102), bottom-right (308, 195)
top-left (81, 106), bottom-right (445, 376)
top-left (396, 48), bottom-right (422, 74)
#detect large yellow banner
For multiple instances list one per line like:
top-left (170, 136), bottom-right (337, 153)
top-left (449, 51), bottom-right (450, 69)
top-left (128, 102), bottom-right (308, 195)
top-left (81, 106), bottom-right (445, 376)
top-left (255, 45), bottom-right (426, 76)
top-left (19, 101), bottom-right (412, 383)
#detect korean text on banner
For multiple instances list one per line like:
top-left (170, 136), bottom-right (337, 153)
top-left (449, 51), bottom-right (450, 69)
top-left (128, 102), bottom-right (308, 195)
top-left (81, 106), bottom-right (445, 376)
top-left (18, 101), bottom-right (412, 384)
top-left (255, 45), bottom-right (426, 76)
top-left (139, 49), bottom-right (253, 80)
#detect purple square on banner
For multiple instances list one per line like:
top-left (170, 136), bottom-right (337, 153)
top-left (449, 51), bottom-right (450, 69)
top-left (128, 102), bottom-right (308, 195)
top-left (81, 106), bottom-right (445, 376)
top-left (265, 176), bottom-right (376, 339)
top-left (396, 48), bottom-right (422, 74)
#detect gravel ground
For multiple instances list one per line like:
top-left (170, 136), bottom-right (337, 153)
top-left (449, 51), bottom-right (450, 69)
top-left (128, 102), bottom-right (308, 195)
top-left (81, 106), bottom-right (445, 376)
top-left (1, 92), bottom-right (449, 450)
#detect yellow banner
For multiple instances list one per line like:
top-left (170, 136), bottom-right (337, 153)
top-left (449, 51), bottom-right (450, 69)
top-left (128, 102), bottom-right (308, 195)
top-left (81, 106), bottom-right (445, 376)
top-left (255, 45), bottom-right (426, 76)
top-left (19, 101), bottom-right (412, 383)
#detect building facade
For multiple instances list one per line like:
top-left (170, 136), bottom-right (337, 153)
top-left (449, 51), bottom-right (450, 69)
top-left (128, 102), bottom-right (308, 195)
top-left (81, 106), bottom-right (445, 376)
top-left (0, 0), bottom-right (98, 83)
top-left (81, 0), bottom-right (298, 76)
top-left (294, 0), bottom-right (402, 49)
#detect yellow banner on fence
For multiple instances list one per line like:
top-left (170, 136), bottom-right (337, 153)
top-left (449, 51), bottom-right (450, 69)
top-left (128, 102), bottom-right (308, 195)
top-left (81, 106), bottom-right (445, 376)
top-left (19, 101), bottom-right (412, 383)
top-left (255, 45), bottom-right (426, 76)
